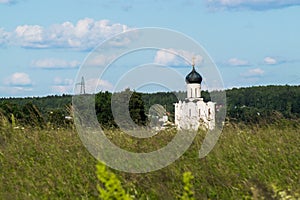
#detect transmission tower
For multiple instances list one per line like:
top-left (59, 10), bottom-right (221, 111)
top-left (76, 76), bottom-right (85, 94)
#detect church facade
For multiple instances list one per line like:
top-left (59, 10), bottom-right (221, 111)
top-left (174, 64), bottom-right (216, 130)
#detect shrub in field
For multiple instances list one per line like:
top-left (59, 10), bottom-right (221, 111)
top-left (96, 161), bottom-right (197, 200)
top-left (96, 162), bottom-right (133, 200)
top-left (271, 184), bottom-right (300, 200)
top-left (181, 171), bottom-right (195, 200)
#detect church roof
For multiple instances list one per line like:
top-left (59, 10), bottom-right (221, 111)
top-left (185, 65), bottom-right (202, 84)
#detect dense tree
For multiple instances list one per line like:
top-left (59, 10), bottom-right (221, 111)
top-left (129, 91), bottom-right (147, 126)
top-left (0, 85), bottom-right (300, 127)
top-left (226, 85), bottom-right (300, 123)
top-left (96, 89), bottom-right (147, 128)
top-left (21, 102), bottom-right (45, 127)
top-left (95, 91), bottom-right (115, 128)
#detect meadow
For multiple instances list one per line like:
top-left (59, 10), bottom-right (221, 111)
top-left (0, 117), bottom-right (299, 199)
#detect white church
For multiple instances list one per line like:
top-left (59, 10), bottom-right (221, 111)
top-left (174, 63), bottom-right (216, 130)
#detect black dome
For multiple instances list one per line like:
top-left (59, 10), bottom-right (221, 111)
top-left (185, 66), bottom-right (202, 84)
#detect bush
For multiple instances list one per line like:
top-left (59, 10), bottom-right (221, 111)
top-left (96, 162), bottom-right (132, 200)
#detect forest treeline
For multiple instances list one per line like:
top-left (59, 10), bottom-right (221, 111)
top-left (0, 85), bottom-right (299, 128)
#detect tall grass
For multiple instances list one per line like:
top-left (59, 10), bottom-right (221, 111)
top-left (109, 121), bottom-right (300, 199)
top-left (0, 119), bottom-right (299, 199)
top-left (0, 127), bottom-right (98, 199)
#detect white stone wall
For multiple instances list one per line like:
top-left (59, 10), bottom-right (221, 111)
top-left (186, 83), bottom-right (201, 99)
top-left (174, 84), bottom-right (216, 130)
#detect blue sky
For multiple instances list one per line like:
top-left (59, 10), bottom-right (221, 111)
top-left (0, 0), bottom-right (300, 97)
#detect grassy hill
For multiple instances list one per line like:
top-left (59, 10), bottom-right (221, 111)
top-left (0, 119), bottom-right (299, 199)
top-left (0, 85), bottom-right (300, 199)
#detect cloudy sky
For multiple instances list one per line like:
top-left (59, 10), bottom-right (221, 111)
top-left (0, 0), bottom-right (299, 97)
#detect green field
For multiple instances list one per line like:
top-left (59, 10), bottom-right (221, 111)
top-left (1, 119), bottom-right (299, 199)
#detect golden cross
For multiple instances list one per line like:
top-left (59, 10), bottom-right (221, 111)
top-left (192, 56), bottom-right (196, 67)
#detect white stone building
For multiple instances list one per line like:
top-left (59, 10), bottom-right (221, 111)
top-left (174, 64), bottom-right (216, 130)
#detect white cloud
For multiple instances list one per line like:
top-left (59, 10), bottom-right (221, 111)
top-left (4, 18), bottom-right (130, 50)
top-left (85, 54), bottom-right (118, 67)
top-left (227, 58), bottom-right (249, 66)
top-left (4, 72), bottom-right (32, 86)
top-left (108, 36), bottom-right (131, 47)
top-left (31, 58), bottom-right (80, 69)
top-left (51, 77), bottom-right (74, 94)
top-left (14, 25), bottom-right (45, 48)
top-left (1, 72), bottom-right (33, 96)
top-left (97, 79), bottom-right (114, 91)
top-left (242, 68), bottom-right (264, 77)
top-left (53, 77), bottom-right (73, 86)
top-left (264, 56), bottom-right (277, 65)
top-left (206, 0), bottom-right (300, 10)
top-left (51, 85), bottom-right (73, 94)
top-left (154, 48), bottom-right (203, 67)
top-left (0, 28), bottom-right (9, 46)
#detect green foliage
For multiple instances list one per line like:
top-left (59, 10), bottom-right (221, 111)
top-left (107, 122), bottom-right (300, 199)
top-left (271, 184), bottom-right (300, 200)
top-left (95, 89), bottom-right (147, 128)
top-left (226, 85), bottom-right (300, 123)
top-left (47, 109), bottom-right (67, 128)
top-left (96, 162), bottom-right (132, 200)
top-left (0, 122), bottom-right (300, 199)
top-left (129, 91), bottom-right (147, 126)
top-left (1, 85), bottom-right (300, 127)
top-left (0, 127), bottom-right (98, 199)
top-left (0, 111), bottom-right (10, 146)
top-left (11, 113), bottom-right (16, 128)
top-left (1, 85), bottom-right (300, 199)
top-left (142, 91), bottom-right (179, 121)
top-left (95, 91), bottom-right (115, 128)
top-left (181, 172), bottom-right (195, 200)
top-left (0, 95), bottom-right (71, 127)
top-left (22, 102), bottom-right (45, 127)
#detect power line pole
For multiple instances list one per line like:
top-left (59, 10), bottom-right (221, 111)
top-left (76, 76), bottom-right (85, 94)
